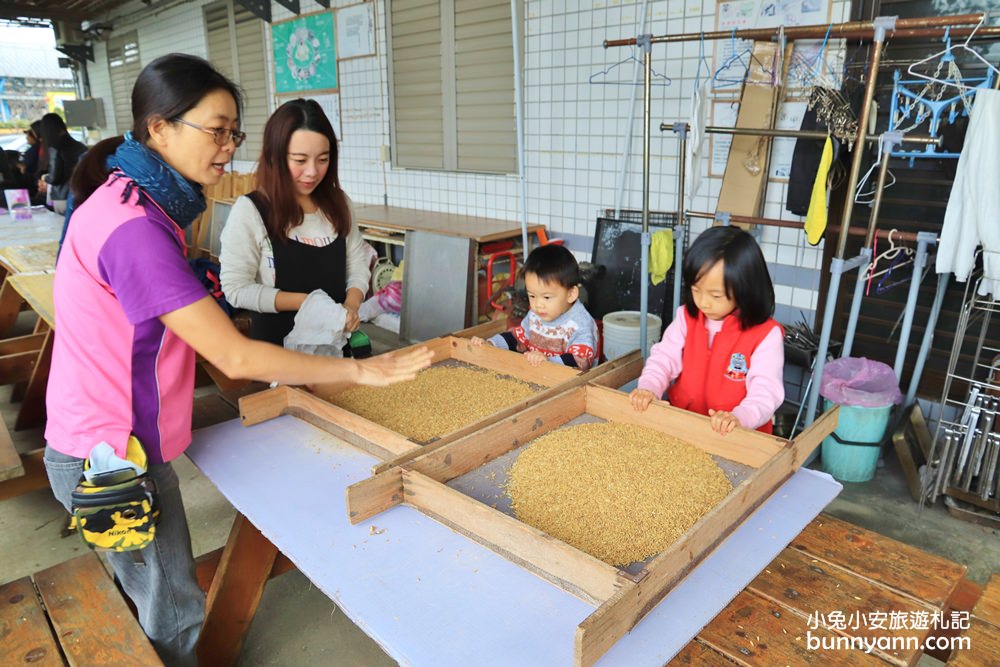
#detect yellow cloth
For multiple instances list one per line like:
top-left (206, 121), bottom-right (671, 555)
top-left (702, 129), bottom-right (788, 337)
top-left (805, 137), bottom-right (834, 246)
top-left (391, 260), bottom-right (405, 283)
top-left (649, 229), bottom-right (674, 286)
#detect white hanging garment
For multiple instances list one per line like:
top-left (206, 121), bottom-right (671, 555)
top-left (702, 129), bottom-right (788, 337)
top-left (686, 80), bottom-right (708, 201)
top-left (937, 88), bottom-right (1000, 298)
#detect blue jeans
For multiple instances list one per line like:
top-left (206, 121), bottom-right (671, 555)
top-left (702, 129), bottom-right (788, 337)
top-left (44, 446), bottom-right (204, 667)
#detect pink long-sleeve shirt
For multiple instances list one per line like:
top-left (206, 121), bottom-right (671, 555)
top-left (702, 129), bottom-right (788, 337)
top-left (637, 307), bottom-right (785, 430)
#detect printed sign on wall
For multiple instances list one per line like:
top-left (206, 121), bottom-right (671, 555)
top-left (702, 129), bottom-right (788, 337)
top-left (272, 11), bottom-right (338, 94)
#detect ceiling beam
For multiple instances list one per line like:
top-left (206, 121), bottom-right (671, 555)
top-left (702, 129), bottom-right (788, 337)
top-left (0, 4), bottom-right (89, 23)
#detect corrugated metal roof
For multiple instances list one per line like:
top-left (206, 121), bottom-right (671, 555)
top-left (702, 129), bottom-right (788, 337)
top-left (0, 43), bottom-right (72, 80)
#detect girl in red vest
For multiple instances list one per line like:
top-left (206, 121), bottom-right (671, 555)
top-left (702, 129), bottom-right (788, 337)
top-left (630, 226), bottom-right (784, 435)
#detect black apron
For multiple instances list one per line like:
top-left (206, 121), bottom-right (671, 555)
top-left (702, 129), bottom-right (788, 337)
top-left (246, 194), bottom-right (347, 345)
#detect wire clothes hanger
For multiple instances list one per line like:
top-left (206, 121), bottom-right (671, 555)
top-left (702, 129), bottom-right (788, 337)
top-left (907, 16), bottom-right (1000, 90)
top-left (588, 48), bottom-right (672, 86)
top-left (711, 29), bottom-right (777, 88)
top-left (863, 229), bottom-right (915, 295)
top-left (693, 31), bottom-right (710, 94)
top-left (855, 134), bottom-right (897, 205)
top-left (796, 23), bottom-right (842, 89)
top-left (713, 30), bottom-right (751, 88)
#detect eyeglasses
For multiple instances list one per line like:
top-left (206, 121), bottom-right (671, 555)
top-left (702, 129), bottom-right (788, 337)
top-left (172, 117), bottom-right (246, 148)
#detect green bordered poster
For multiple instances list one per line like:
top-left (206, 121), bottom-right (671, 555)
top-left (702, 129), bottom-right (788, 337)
top-left (272, 11), bottom-right (337, 94)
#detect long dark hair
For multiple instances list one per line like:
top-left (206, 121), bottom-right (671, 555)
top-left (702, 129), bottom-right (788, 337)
top-left (38, 113), bottom-right (69, 146)
top-left (682, 225), bottom-right (775, 329)
top-left (70, 53), bottom-right (243, 205)
top-left (254, 98), bottom-right (349, 240)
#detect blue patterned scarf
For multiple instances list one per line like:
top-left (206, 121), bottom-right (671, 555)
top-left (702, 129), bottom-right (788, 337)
top-left (106, 132), bottom-right (205, 228)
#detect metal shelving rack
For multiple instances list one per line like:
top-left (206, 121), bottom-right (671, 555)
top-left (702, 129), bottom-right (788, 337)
top-left (926, 269), bottom-right (1000, 513)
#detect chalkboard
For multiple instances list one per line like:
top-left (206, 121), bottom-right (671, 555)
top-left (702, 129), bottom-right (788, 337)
top-left (587, 212), bottom-right (677, 326)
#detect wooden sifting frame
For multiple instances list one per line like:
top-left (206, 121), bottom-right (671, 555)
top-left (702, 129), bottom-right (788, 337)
top-left (346, 383), bottom-right (839, 666)
top-left (238, 323), bottom-right (645, 469)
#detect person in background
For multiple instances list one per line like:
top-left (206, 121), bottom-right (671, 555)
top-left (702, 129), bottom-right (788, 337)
top-left (20, 123), bottom-right (41, 176)
top-left (220, 98), bottom-right (369, 346)
top-left (21, 121), bottom-right (43, 204)
top-left (0, 149), bottom-right (24, 188)
top-left (629, 225), bottom-right (784, 435)
top-left (472, 244), bottom-right (599, 370)
top-left (45, 53), bottom-right (431, 667)
top-left (37, 112), bottom-right (87, 214)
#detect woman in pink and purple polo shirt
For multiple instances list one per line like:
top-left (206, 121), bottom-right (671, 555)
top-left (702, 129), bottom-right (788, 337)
top-left (43, 54), bottom-right (430, 667)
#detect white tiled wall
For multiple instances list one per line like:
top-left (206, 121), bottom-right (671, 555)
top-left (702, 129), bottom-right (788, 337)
top-left (93, 0), bottom-right (854, 324)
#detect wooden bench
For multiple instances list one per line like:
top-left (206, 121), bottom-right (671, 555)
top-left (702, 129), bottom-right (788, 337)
top-left (669, 513), bottom-right (970, 666)
top-left (947, 573), bottom-right (1000, 666)
top-left (0, 552), bottom-right (162, 665)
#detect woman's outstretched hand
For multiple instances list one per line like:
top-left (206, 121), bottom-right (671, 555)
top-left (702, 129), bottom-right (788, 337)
top-left (353, 346), bottom-right (433, 387)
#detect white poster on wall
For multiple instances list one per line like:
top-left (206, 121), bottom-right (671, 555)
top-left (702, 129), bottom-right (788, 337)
top-left (336, 3), bottom-right (376, 60)
top-left (714, 0), bottom-right (832, 91)
top-left (769, 100), bottom-right (808, 180)
top-left (311, 93), bottom-right (342, 139)
top-left (279, 92), bottom-right (343, 139)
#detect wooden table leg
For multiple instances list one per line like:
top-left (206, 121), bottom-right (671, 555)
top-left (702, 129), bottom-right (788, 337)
top-left (14, 329), bottom-right (52, 430)
top-left (198, 513), bottom-right (278, 667)
top-left (11, 326), bottom-right (47, 402)
top-left (0, 278), bottom-right (25, 338)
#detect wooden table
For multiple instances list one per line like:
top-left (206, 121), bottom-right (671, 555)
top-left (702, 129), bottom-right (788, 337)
top-left (0, 208), bottom-right (64, 250)
top-left (186, 415), bottom-right (980, 667)
top-left (352, 205), bottom-right (546, 337)
top-left (0, 241), bottom-right (58, 276)
top-left (3, 272), bottom-right (54, 431)
top-left (0, 271), bottom-right (54, 484)
top-left (353, 204), bottom-right (545, 244)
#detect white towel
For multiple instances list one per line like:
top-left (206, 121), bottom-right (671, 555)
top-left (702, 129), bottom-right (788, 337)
top-left (283, 289), bottom-right (349, 357)
top-left (937, 88), bottom-right (1000, 299)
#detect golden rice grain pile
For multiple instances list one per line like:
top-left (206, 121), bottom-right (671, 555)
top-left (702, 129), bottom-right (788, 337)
top-left (329, 366), bottom-right (536, 441)
top-left (507, 422), bottom-right (732, 566)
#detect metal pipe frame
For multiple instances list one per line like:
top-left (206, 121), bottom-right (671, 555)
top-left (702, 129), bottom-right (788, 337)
top-left (639, 40), bottom-right (652, 359)
top-left (905, 272), bottom-right (949, 406)
top-left (604, 13), bottom-right (990, 47)
top-left (844, 136), bottom-right (898, 357)
top-left (673, 227), bottom-right (685, 318)
top-left (801, 16), bottom-right (886, 424)
top-left (673, 123), bottom-right (687, 317)
top-left (840, 247), bottom-right (873, 359)
top-left (893, 232), bottom-right (937, 379)
top-left (660, 124), bottom-right (943, 145)
top-left (686, 210), bottom-right (930, 242)
top-left (608, 11), bottom-right (992, 422)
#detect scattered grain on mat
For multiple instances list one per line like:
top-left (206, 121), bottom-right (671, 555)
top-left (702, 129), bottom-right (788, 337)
top-left (329, 366), bottom-right (536, 441)
top-left (507, 422), bottom-right (732, 566)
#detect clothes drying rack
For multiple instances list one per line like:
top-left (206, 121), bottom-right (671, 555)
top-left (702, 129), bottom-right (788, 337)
top-left (602, 12), bottom-right (1000, 427)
